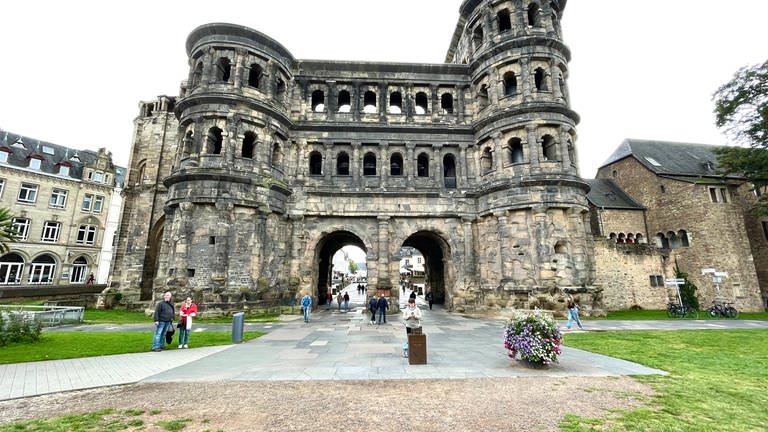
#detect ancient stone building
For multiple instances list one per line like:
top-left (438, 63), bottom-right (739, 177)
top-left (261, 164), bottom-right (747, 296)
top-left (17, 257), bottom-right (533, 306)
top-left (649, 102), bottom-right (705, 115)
top-left (594, 139), bottom-right (768, 312)
top-left (111, 0), bottom-right (596, 312)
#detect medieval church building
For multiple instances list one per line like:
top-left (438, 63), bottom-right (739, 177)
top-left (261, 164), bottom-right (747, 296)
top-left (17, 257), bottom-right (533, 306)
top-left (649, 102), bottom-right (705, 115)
top-left (111, 0), bottom-right (767, 313)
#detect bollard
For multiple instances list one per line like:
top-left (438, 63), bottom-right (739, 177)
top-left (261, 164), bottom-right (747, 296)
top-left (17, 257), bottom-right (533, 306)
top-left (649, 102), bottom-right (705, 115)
top-left (231, 312), bottom-right (245, 343)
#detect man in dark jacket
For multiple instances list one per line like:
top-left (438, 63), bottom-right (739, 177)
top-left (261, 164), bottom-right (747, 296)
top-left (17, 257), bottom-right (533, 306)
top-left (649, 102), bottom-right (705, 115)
top-left (151, 291), bottom-right (175, 351)
top-left (368, 296), bottom-right (377, 324)
top-left (376, 294), bottom-right (388, 324)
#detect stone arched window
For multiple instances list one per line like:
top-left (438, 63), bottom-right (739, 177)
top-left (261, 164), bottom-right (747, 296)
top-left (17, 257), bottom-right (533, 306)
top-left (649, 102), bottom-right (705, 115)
top-left (309, 151), bottom-right (322, 175)
top-left (389, 91), bottom-right (403, 114)
top-left (417, 152), bottom-right (430, 177)
top-left (242, 131), bottom-right (256, 159)
top-left (626, 233), bottom-right (635, 244)
top-left (248, 64), bottom-right (262, 88)
top-left (415, 92), bottom-right (428, 114)
top-left (656, 233), bottom-right (669, 249)
top-left (534, 67), bottom-right (548, 91)
top-left (271, 142), bottom-right (282, 167)
top-left (477, 84), bottom-right (489, 110)
top-left (497, 9), bottom-right (512, 32)
top-left (206, 127), bottom-right (223, 155)
top-left (338, 90), bottom-right (351, 112)
top-left (636, 233), bottom-right (644, 244)
top-left (609, 233), bottom-right (617, 242)
top-left (363, 152), bottom-right (377, 176)
top-left (617, 233), bottom-right (626, 244)
top-left (508, 138), bottom-right (524, 164)
top-left (191, 62), bottom-right (203, 88)
top-left (390, 153), bottom-right (403, 176)
top-left (440, 93), bottom-right (454, 114)
top-left (528, 3), bottom-right (540, 27)
top-left (541, 134), bottom-right (557, 161)
top-left (481, 147), bottom-right (493, 173)
top-left (0, 252), bottom-right (25, 284)
top-left (472, 25), bottom-right (484, 52)
top-left (554, 241), bottom-right (567, 254)
top-left (363, 91), bottom-right (377, 113)
top-left (216, 57), bottom-right (231, 82)
top-left (70, 256), bottom-right (89, 284)
top-left (337, 152), bottom-right (350, 175)
top-left (503, 72), bottom-right (517, 96)
top-left (667, 231), bottom-right (681, 248)
top-left (678, 230), bottom-right (690, 247)
top-left (443, 154), bottom-right (457, 188)
top-left (311, 90), bottom-right (325, 112)
top-left (28, 254), bottom-right (56, 285)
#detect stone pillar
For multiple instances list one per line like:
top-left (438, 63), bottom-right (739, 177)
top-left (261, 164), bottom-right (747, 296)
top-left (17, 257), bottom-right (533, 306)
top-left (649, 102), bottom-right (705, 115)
top-left (551, 62), bottom-right (562, 100)
top-left (559, 125), bottom-right (572, 170)
top-left (352, 141), bottom-right (361, 183)
top-left (379, 82), bottom-right (388, 120)
top-left (430, 85), bottom-right (439, 122)
top-left (323, 142), bottom-right (332, 181)
top-left (432, 144), bottom-right (443, 187)
top-left (405, 142), bottom-right (415, 185)
top-left (233, 48), bottom-right (245, 89)
top-left (326, 81), bottom-right (336, 120)
top-left (495, 211), bottom-right (511, 281)
top-left (202, 48), bottom-right (215, 85)
top-left (491, 132), bottom-right (502, 170)
top-left (405, 84), bottom-right (414, 122)
top-left (526, 124), bottom-right (540, 167)
top-left (352, 81), bottom-right (361, 121)
top-left (377, 216), bottom-right (391, 289)
top-left (380, 143), bottom-right (389, 187)
top-left (458, 143), bottom-right (469, 184)
top-left (521, 58), bottom-right (533, 103)
top-left (462, 216), bottom-right (475, 275)
top-left (456, 85), bottom-right (465, 124)
top-left (213, 200), bottom-right (233, 280)
top-left (225, 116), bottom-right (237, 166)
top-left (288, 214), bottom-right (304, 280)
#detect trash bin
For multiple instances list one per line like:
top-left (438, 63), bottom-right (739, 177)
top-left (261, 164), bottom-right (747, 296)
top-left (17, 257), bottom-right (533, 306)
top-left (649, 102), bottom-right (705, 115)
top-left (407, 333), bottom-right (427, 365)
top-left (232, 312), bottom-right (245, 343)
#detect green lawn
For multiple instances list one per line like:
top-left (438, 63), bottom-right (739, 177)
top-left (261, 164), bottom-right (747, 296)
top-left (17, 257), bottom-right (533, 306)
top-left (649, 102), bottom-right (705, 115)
top-left (83, 308), bottom-right (280, 324)
top-left (586, 309), bottom-right (768, 321)
top-left (0, 331), bottom-right (263, 364)
top-left (562, 329), bottom-right (768, 431)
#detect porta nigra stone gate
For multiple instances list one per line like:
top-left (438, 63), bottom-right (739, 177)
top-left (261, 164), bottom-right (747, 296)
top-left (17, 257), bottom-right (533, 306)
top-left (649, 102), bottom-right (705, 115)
top-left (112, 0), bottom-right (596, 312)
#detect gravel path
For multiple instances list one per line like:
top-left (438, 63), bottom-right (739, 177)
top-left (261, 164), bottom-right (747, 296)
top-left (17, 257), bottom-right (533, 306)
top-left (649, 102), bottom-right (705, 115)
top-left (0, 377), bottom-right (653, 431)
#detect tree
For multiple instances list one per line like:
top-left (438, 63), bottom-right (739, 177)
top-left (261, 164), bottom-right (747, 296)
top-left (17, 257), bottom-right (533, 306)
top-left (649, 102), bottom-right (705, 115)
top-left (674, 262), bottom-right (699, 310)
top-left (0, 207), bottom-right (17, 253)
top-left (348, 259), bottom-right (358, 275)
top-left (713, 60), bottom-right (768, 215)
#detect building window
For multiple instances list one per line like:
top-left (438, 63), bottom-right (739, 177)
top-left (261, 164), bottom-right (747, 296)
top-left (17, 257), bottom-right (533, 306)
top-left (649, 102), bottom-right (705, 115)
top-left (481, 147), bottom-right (493, 172)
top-left (498, 9), bottom-right (512, 32)
top-left (11, 218), bottom-right (30, 241)
top-left (242, 131), bottom-right (256, 159)
top-left (0, 178), bottom-right (4, 198)
top-left (209, 236), bottom-right (216, 245)
top-left (309, 152), bottom-right (323, 175)
top-left (76, 225), bottom-right (97, 245)
top-left (389, 92), bottom-right (403, 114)
top-left (312, 90), bottom-right (325, 112)
top-left (417, 153), bottom-right (429, 177)
top-left (338, 90), bottom-right (351, 112)
top-left (508, 138), bottom-right (524, 164)
top-left (649, 275), bottom-right (664, 287)
top-left (82, 194), bottom-right (93, 211)
top-left (709, 187), bottom-right (729, 203)
top-left (191, 62), bottom-right (203, 87)
top-left (440, 93), bottom-right (454, 114)
top-left (17, 183), bottom-right (38, 204)
top-left (49, 188), bottom-right (68, 209)
top-left (390, 153), bottom-right (403, 176)
top-left (59, 165), bottom-right (70, 176)
top-left (216, 57), bottom-right (231, 82)
top-left (443, 154), bottom-right (457, 188)
top-left (187, 268), bottom-right (195, 278)
top-left (363, 152), bottom-right (377, 176)
top-left (93, 196), bottom-right (104, 214)
top-left (337, 153), bottom-right (350, 176)
top-left (29, 158), bottom-right (42, 170)
top-left (88, 171), bottom-right (105, 183)
top-left (0, 151), bottom-right (8, 163)
top-left (28, 254), bottom-right (56, 284)
top-left (534, 67), bottom-right (548, 91)
top-left (70, 256), bottom-right (88, 283)
top-left (472, 25), bottom-right (484, 52)
top-left (541, 134), bottom-right (557, 161)
top-left (41, 222), bottom-right (61, 243)
top-left (272, 142), bottom-right (282, 167)
top-left (503, 72), bottom-right (517, 96)
top-left (528, 3), bottom-right (540, 27)
top-left (206, 127), bottom-right (223, 155)
top-left (415, 92), bottom-right (428, 114)
top-left (247, 63), bottom-right (262, 88)
top-left (0, 253), bottom-right (24, 285)
top-left (477, 84), bottom-right (489, 110)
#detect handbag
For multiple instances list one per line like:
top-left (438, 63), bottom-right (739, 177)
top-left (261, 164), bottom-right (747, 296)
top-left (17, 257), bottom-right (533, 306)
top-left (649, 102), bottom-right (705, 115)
top-left (177, 319), bottom-right (184, 329)
top-left (165, 322), bottom-right (175, 344)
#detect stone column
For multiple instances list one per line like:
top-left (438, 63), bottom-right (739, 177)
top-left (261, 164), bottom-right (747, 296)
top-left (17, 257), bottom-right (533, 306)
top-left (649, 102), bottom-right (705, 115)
top-left (521, 58), bottom-right (533, 103)
top-left (380, 143), bottom-right (389, 187)
top-left (551, 62), bottom-right (563, 100)
top-left (225, 116), bottom-right (238, 166)
top-left (514, 0), bottom-right (526, 36)
top-left (296, 139), bottom-right (307, 180)
top-left (233, 48), bottom-right (246, 89)
top-left (379, 82), bottom-right (388, 120)
top-left (456, 85), bottom-right (465, 124)
top-left (559, 125), bottom-right (573, 170)
top-left (491, 132), bottom-right (502, 170)
top-left (377, 216), bottom-right (391, 289)
top-left (526, 124), bottom-right (540, 167)
top-left (288, 214), bottom-right (304, 280)
top-left (202, 47), bottom-right (215, 85)
top-left (326, 81), bottom-right (336, 120)
top-left (495, 211), bottom-right (511, 281)
top-left (351, 141), bottom-right (361, 183)
top-left (432, 143), bottom-right (443, 187)
top-left (323, 142), bottom-right (332, 181)
top-left (352, 81), bottom-right (361, 121)
top-left (405, 84), bottom-right (414, 122)
top-left (405, 142), bottom-right (415, 185)
top-left (458, 143), bottom-right (469, 184)
top-left (462, 216), bottom-right (475, 275)
top-left (430, 85), bottom-right (439, 121)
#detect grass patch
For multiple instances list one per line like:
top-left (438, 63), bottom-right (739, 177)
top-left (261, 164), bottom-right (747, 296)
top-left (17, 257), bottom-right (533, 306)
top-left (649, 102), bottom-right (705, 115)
top-left (562, 329), bottom-right (768, 431)
top-left (0, 408), bottom-right (148, 432)
top-left (155, 418), bottom-right (192, 431)
top-left (584, 309), bottom-right (768, 321)
top-left (83, 308), bottom-right (279, 324)
top-left (0, 331), bottom-right (263, 364)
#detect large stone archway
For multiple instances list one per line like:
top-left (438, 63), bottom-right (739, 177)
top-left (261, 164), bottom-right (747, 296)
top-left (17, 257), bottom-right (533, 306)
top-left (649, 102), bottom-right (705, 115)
top-left (402, 230), bottom-right (452, 306)
top-left (313, 230), bottom-right (367, 305)
top-left (140, 216), bottom-right (165, 301)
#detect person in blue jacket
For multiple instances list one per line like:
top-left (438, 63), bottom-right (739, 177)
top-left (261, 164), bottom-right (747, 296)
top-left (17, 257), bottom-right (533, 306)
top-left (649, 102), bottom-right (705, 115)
top-left (301, 293), bottom-right (312, 323)
top-left (376, 293), bottom-right (388, 324)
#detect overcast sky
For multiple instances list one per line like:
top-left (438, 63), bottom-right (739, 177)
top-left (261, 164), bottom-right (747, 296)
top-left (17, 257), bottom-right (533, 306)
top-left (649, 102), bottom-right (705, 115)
top-left (1, 1), bottom-right (765, 178)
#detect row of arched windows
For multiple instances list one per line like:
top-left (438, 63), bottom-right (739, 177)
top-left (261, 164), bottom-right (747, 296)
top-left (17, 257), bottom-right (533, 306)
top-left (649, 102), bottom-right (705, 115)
top-left (307, 151), bottom-right (458, 188)
top-left (309, 89), bottom-right (455, 115)
top-left (608, 232), bottom-right (646, 244)
top-left (190, 58), bottom-right (287, 100)
top-left (195, 126), bottom-right (283, 167)
top-left (469, 2), bottom-right (562, 54)
top-left (0, 253), bottom-right (91, 285)
top-left (656, 230), bottom-right (690, 249)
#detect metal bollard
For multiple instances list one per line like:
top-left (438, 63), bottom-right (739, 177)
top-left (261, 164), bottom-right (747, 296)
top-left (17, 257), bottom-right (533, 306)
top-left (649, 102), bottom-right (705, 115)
top-left (231, 312), bottom-right (245, 343)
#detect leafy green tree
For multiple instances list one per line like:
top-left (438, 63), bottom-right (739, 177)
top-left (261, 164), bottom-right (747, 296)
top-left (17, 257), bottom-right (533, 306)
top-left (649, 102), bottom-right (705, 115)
top-left (348, 259), bottom-right (358, 274)
top-left (713, 60), bottom-right (768, 215)
top-left (0, 207), bottom-right (17, 253)
top-left (674, 262), bottom-right (699, 309)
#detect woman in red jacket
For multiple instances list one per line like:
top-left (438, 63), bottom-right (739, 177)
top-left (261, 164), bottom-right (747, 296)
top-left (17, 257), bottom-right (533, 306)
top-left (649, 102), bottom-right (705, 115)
top-left (178, 296), bottom-right (198, 348)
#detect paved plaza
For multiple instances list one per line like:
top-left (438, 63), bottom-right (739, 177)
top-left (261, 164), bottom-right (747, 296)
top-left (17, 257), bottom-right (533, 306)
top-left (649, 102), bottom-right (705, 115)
top-left (1, 289), bottom-right (766, 401)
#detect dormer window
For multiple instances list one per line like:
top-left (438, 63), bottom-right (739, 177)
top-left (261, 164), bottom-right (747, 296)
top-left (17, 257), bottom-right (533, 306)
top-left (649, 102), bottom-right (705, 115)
top-left (87, 170), bottom-right (105, 183)
top-left (69, 153), bottom-right (80, 162)
top-left (11, 138), bottom-right (25, 150)
top-left (29, 158), bottom-right (42, 170)
top-left (59, 165), bottom-right (70, 176)
top-left (0, 150), bottom-right (8, 163)
top-left (42, 145), bottom-right (55, 155)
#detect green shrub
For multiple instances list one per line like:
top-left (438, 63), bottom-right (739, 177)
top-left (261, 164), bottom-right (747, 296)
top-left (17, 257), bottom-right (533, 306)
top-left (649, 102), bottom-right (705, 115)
top-left (674, 263), bottom-right (700, 309)
top-left (0, 312), bottom-right (43, 346)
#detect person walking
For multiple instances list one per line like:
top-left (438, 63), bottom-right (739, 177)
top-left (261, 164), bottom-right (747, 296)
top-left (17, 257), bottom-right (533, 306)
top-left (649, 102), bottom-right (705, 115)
top-left (565, 295), bottom-right (584, 330)
top-left (377, 293), bottom-right (388, 324)
top-left (151, 291), bottom-right (174, 352)
top-left (425, 291), bottom-right (434, 310)
top-left (178, 296), bottom-right (197, 349)
top-left (368, 295), bottom-right (377, 324)
top-left (336, 292), bottom-right (343, 311)
top-left (409, 290), bottom-right (417, 301)
top-left (343, 291), bottom-right (350, 311)
top-left (326, 291), bottom-right (333, 310)
top-left (402, 297), bottom-right (422, 334)
top-left (301, 293), bottom-right (312, 323)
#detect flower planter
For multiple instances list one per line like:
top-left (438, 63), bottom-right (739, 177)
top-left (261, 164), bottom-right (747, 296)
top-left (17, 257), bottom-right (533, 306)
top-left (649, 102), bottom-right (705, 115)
top-left (504, 311), bottom-right (563, 365)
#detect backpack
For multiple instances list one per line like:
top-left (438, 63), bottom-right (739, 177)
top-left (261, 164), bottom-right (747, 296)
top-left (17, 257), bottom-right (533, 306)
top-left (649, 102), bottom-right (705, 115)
top-left (302, 296), bottom-right (311, 307)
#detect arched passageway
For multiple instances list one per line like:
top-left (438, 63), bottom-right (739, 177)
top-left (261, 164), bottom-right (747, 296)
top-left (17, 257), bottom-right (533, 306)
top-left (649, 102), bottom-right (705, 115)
top-left (402, 231), bottom-right (451, 305)
top-left (141, 217), bottom-right (165, 300)
top-left (315, 231), bottom-right (367, 305)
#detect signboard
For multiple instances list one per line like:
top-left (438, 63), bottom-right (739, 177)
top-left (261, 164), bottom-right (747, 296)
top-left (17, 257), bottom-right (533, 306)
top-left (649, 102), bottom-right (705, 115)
top-left (665, 278), bottom-right (685, 285)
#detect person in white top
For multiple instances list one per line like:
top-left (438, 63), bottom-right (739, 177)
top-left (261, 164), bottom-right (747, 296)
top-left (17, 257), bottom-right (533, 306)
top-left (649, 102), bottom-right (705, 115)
top-left (402, 297), bottom-right (422, 334)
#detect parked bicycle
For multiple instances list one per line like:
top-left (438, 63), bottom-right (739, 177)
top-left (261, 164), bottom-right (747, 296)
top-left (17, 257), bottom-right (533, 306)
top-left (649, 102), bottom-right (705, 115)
top-left (707, 301), bottom-right (738, 319)
top-left (667, 303), bottom-right (699, 319)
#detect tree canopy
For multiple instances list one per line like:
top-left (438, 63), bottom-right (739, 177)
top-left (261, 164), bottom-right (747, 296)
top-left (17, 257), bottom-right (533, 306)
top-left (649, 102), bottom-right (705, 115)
top-left (0, 207), bottom-right (17, 253)
top-left (713, 60), bottom-right (768, 215)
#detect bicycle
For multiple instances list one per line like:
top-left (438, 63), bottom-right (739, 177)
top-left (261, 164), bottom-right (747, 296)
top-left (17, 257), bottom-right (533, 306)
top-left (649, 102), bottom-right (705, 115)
top-left (707, 301), bottom-right (738, 319)
top-left (667, 303), bottom-right (698, 319)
